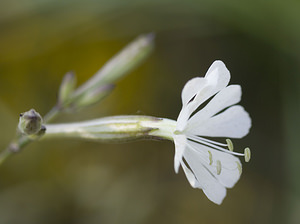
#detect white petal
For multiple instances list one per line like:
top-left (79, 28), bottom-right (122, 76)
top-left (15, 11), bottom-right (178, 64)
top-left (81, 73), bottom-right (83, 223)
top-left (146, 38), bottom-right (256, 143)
top-left (181, 77), bottom-right (206, 106)
top-left (188, 85), bottom-right (242, 126)
top-left (187, 141), bottom-right (241, 188)
top-left (180, 162), bottom-right (198, 188)
top-left (182, 147), bottom-right (227, 205)
top-left (176, 106), bottom-right (190, 131)
top-left (181, 60), bottom-right (230, 107)
top-left (187, 105), bottom-right (251, 138)
top-left (205, 60), bottom-right (230, 85)
top-left (177, 78), bottom-right (207, 130)
top-left (178, 61), bottom-right (231, 125)
top-left (173, 134), bottom-right (187, 173)
top-left (193, 60), bottom-right (230, 107)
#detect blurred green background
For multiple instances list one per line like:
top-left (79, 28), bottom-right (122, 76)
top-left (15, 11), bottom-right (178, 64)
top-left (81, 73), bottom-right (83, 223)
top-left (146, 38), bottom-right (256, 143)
top-left (0, 0), bottom-right (299, 223)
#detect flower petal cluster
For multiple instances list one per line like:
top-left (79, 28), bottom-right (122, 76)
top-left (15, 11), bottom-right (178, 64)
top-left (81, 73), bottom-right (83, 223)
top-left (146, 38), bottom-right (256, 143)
top-left (173, 60), bottom-right (251, 204)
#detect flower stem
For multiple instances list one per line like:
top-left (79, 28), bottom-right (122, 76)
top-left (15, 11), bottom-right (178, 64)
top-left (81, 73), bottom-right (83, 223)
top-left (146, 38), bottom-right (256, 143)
top-left (0, 115), bottom-right (176, 166)
top-left (0, 135), bottom-right (33, 165)
top-left (43, 106), bottom-right (61, 123)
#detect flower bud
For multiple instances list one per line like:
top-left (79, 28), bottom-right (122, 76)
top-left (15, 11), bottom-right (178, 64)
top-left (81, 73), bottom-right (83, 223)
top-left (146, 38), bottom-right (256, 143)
top-left (73, 84), bottom-right (115, 109)
top-left (58, 71), bottom-right (76, 105)
top-left (46, 34), bottom-right (154, 113)
top-left (72, 33), bottom-right (155, 99)
top-left (18, 109), bottom-right (43, 135)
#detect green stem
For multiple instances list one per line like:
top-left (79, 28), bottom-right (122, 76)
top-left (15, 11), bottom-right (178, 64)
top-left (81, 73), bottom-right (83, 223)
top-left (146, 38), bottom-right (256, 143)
top-left (0, 115), bottom-right (176, 166)
top-left (0, 135), bottom-right (33, 165)
top-left (0, 148), bottom-right (13, 165)
top-left (43, 105), bottom-right (61, 123)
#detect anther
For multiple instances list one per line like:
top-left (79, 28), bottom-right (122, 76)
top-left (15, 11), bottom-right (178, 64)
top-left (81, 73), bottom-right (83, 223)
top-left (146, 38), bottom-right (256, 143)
top-left (216, 160), bottom-right (222, 175)
top-left (244, 147), bottom-right (251, 162)
top-left (208, 151), bottom-right (213, 165)
top-left (236, 161), bottom-right (242, 175)
top-left (226, 139), bottom-right (234, 151)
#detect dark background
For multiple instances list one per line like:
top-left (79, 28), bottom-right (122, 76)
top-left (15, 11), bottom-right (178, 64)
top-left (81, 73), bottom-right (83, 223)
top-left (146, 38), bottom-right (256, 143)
top-left (0, 0), bottom-right (299, 223)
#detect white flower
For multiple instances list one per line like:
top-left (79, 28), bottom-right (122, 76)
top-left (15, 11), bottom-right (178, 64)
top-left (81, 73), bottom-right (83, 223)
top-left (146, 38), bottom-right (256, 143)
top-left (44, 60), bottom-right (251, 205)
top-left (173, 60), bottom-right (251, 205)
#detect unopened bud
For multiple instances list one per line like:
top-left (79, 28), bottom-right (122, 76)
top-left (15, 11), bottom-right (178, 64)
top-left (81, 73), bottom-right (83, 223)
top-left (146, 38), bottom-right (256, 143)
top-left (74, 84), bottom-right (115, 109)
top-left (18, 109), bottom-right (43, 135)
top-left (72, 33), bottom-right (155, 98)
top-left (58, 71), bottom-right (76, 104)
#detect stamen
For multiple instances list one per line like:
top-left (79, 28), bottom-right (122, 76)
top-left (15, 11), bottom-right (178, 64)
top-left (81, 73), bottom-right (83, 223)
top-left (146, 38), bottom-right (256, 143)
top-left (216, 160), bottom-right (222, 175)
top-left (187, 135), bottom-right (245, 157)
top-left (244, 147), bottom-right (251, 162)
top-left (236, 162), bottom-right (242, 175)
top-left (186, 141), bottom-right (215, 165)
top-left (189, 135), bottom-right (227, 147)
top-left (187, 141), bottom-right (243, 172)
top-left (226, 139), bottom-right (234, 151)
top-left (186, 142), bottom-right (213, 164)
top-left (208, 151), bottom-right (213, 165)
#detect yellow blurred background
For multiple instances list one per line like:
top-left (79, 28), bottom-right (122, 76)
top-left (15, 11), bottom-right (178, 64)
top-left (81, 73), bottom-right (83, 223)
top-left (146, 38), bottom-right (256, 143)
top-left (1, 0), bottom-right (300, 223)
